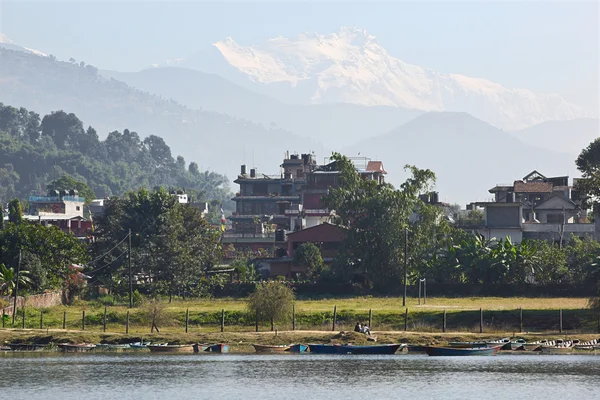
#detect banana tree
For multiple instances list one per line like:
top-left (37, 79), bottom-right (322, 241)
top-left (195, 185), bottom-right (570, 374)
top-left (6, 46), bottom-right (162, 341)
top-left (0, 263), bottom-right (33, 297)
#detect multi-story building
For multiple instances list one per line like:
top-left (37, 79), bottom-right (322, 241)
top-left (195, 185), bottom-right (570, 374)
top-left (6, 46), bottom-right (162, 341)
top-left (25, 189), bottom-right (92, 238)
top-left (467, 170), bottom-right (597, 243)
top-left (223, 152), bottom-right (387, 259)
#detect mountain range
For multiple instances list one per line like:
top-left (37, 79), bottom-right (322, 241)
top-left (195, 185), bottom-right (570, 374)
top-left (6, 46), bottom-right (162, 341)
top-left (162, 27), bottom-right (590, 131)
top-left (0, 29), bottom-right (597, 205)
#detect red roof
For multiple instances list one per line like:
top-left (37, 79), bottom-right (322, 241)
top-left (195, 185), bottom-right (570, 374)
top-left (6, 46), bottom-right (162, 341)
top-left (286, 222), bottom-right (347, 242)
top-left (365, 161), bottom-right (387, 174)
top-left (513, 180), bottom-right (552, 193)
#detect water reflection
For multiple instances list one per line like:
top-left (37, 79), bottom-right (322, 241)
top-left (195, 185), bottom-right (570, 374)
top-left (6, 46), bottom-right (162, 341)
top-left (1, 353), bottom-right (599, 400)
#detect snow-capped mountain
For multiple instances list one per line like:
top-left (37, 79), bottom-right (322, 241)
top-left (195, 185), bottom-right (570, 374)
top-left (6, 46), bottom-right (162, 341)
top-left (171, 27), bottom-right (588, 130)
top-left (0, 32), bottom-right (47, 56)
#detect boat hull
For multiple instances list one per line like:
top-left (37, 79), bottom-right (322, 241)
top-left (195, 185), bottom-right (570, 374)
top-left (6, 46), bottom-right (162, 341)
top-left (424, 345), bottom-right (502, 356)
top-left (147, 344), bottom-right (195, 353)
top-left (308, 344), bottom-right (341, 354)
top-left (207, 343), bottom-right (229, 353)
top-left (6, 343), bottom-right (47, 351)
top-left (253, 344), bottom-right (291, 353)
top-left (58, 344), bottom-right (97, 352)
top-left (540, 346), bottom-right (573, 354)
top-left (337, 344), bottom-right (403, 355)
top-left (288, 344), bottom-right (308, 353)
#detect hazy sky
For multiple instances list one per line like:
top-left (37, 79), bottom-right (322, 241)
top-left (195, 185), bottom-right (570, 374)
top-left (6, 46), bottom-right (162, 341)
top-left (1, 0), bottom-right (598, 112)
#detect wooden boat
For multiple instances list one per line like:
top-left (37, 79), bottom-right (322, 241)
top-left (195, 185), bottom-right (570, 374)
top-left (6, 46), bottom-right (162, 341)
top-left (253, 344), bottom-right (291, 353)
top-left (424, 344), bottom-right (503, 357)
top-left (95, 343), bottom-right (131, 351)
top-left (288, 344), bottom-right (308, 353)
top-left (147, 343), bottom-right (195, 353)
top-left (207, 343), bottom-right (229, 353)
top-left (5, 343), bottom-right (47, 351)
top-left (129, 342), bottom-right (151, 349)
top-left (449, 338), bottom-right (509, 349)
top-left (193, 343), bottom-right (212, 353)
top-left (407, 344), bottom-right (427, 353)
top-left (337, 343), bottom-right (404, 355)
top-left (308, 344), bottom-right (341, 354)
top-left (58, 343), bottom-right (97, 352)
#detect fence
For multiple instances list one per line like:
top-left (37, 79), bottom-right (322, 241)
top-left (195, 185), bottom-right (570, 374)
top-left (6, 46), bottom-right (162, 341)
top-left (2, 305), bottom-right (599, 335)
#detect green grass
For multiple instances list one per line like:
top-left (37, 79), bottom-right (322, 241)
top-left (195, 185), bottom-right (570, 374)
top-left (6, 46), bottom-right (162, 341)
top-left (1, 296), bottom-right (597, 336)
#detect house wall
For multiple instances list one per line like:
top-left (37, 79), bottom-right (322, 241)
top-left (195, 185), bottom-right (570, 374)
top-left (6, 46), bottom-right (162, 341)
top-left (486, 206), bottom-right (521, 228)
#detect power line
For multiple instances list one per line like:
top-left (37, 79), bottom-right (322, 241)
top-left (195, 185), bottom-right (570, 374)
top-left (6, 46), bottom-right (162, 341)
top-left (86, 232), bottom-right (130, 266)
top-left (85, 250), bottom-right (128, 276)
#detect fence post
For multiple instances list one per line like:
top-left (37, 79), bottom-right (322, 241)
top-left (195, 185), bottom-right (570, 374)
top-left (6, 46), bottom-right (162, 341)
top-left (126, 310), bottom-right (129, 334)
top-left (82, 310), bottom-right (85, 331)
top-left (220, 309), bottom-right (225, 333)
top-left (368, 309), bottom-right (372, 329)
top-left (63, 311), bottom-right (66, 330)
top-left (418, 281), bottom-right (421, 305)
top-left (443, 309), bottom-right (446, 333)
top-left (479, 308), bottom-right (483, 333)
top-left (103, 307), bottom-right (107, 333)
top-left (559, 309), bottom-right (563, 333)
top-left (185, 309), bottom-right (189, 333)
top-left (519, 307), bottom-right (523, 333)
top-left (292, 304), bottom-right (296, 331)
top-left (404, 308), bottom-right (408, 331)
top-left (22, 308), bottom-right (25, 329)
top-left (2, 309), bottom-right (4, 328)
top-left (332, 306), bottom-right (337, 332)
top-left (424, 279), bottom-right (427, 305)
top-left (40, 311), bottom-right (43, 330)
top-left (255, 310), bottom-right (259, 333)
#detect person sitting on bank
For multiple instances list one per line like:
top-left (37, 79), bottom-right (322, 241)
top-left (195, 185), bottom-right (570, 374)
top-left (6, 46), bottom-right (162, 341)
top-left (361, 324), bottom-right (371, 335)
top-left (354, 322), bottom-right (362, 333)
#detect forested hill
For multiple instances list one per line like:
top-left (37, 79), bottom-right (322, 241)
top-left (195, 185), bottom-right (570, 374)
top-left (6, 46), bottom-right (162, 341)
top-left (0, 103), bottom-right (233, 206)
top-left (0, 48), bottom-right (317, 180)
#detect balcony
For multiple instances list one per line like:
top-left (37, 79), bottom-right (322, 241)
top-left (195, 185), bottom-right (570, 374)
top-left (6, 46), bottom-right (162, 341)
top-left (222, 233), bottom-right (276, 238)
top-left (29, 195), bottom-right (85, 203)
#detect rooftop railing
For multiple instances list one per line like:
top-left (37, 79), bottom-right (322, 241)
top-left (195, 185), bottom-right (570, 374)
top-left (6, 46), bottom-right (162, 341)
top-left (28, 195), bottom-right (85, 203)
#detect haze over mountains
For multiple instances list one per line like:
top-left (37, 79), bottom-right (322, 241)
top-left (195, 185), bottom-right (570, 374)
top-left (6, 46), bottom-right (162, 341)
top-left (0, 29), bottom-right (597, 205)
top-left (162, 27), bottom-right (589, 131)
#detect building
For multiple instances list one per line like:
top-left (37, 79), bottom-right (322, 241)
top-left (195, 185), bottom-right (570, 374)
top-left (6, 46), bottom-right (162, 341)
top-left (467, 170), bottom-right (597, 243)
top-left (223, 152), bottom-right (386, 257)
top-left (25, 190), bottom-right (92, 239)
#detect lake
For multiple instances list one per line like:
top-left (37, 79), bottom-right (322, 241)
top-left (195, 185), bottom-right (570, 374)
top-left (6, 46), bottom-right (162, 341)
top-left (1, 352), bottom-right (599, 400)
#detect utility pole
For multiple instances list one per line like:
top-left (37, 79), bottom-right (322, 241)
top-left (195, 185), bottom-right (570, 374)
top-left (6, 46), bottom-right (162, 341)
top-left (12, 250), bottom-right (22, 325)
top-left (403, 227), bottom-right (408, 307)
top-left (128, 229), bottom-right (133, 308)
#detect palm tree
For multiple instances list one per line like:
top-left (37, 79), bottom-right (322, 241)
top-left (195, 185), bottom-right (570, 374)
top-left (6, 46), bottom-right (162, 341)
top-left (0, 263), bottom-right (33, 297)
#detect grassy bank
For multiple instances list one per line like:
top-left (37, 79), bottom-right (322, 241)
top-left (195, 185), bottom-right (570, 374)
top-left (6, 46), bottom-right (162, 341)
top-left (2, 328), bottom-right (600, 354)
top-left (2, 296), bottom-right (598, 336)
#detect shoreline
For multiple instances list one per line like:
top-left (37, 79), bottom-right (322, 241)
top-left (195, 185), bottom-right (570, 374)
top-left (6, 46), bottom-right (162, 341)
top-left (2, 328), bottom-right (599, 354)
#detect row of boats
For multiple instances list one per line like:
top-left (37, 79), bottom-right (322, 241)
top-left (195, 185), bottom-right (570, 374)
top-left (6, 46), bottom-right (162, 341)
top-left (3, 337), bottom-right (598, 356)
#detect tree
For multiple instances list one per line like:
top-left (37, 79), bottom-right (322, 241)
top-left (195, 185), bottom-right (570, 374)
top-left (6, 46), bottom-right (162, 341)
top-left (0, 263), bottom-right (32, 296)
top-left (247, 282), bottom-right (295, 331)
top-left (293, 242), bottom-right (326, 280)
top-left (575, 138), bottom-right (600, 212)
top-left (324, 153), bottom-right (436, 292)
top-left (90, 187), bottom-right (221, 297)
top-left (46, 176), bottom-right (96, 203)
top-left (7, 199), bottom-right (22, 224)
top-left (0, 205), bottom-right (4, 230)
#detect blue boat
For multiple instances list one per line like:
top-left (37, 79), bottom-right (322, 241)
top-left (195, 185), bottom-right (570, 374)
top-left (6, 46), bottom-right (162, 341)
top-left (424, 344), bottom-right (503, 356)
top-left (308, 344), bottom-right (341, 354)
top-left (288, 344), bottom-right (308, 353)
top-left (337, 344), bottom-right (403, 355)
top-left (207, 343), bottom-right (229, 353)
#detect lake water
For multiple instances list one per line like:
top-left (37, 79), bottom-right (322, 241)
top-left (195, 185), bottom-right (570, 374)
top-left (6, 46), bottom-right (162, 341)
top-left (1, 352), bottom-right (599, 400)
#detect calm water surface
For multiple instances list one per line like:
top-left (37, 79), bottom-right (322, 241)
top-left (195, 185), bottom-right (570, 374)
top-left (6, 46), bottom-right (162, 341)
top-left (1, 352), bottom-right (599, 400)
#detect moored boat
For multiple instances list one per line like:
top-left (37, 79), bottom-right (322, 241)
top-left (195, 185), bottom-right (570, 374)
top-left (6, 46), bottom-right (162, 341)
top-left (95, 343), bottom-right (131, 351)
top-left (6, 343), bottom-right (47, 351)
top-left (406, 344), bottom-right (427, 353)
top-left (253, 344), bottom-right (291, 353)
top-left (423, 344), bottom-right (503, 357)
top-left (147, 343), bottom-right (195, 353)
top-left (288, 344), bottom-right (308, 353)
top-left (207, 343), bottom-right (229, 353)
top-left (307, 344), bottom-right (341, 354)
top-left (58, 343), bottom-right (97, 352)
top-left (337, 343), bottom-right (404, 355)
top-left (193, 343), bottom-right (211, 353)
top-left (129, 342), bottom-right (151, 349)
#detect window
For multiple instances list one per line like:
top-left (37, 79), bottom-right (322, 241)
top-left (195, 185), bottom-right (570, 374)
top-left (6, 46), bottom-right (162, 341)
top-left (76, 206), bottom-right (81, 211)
